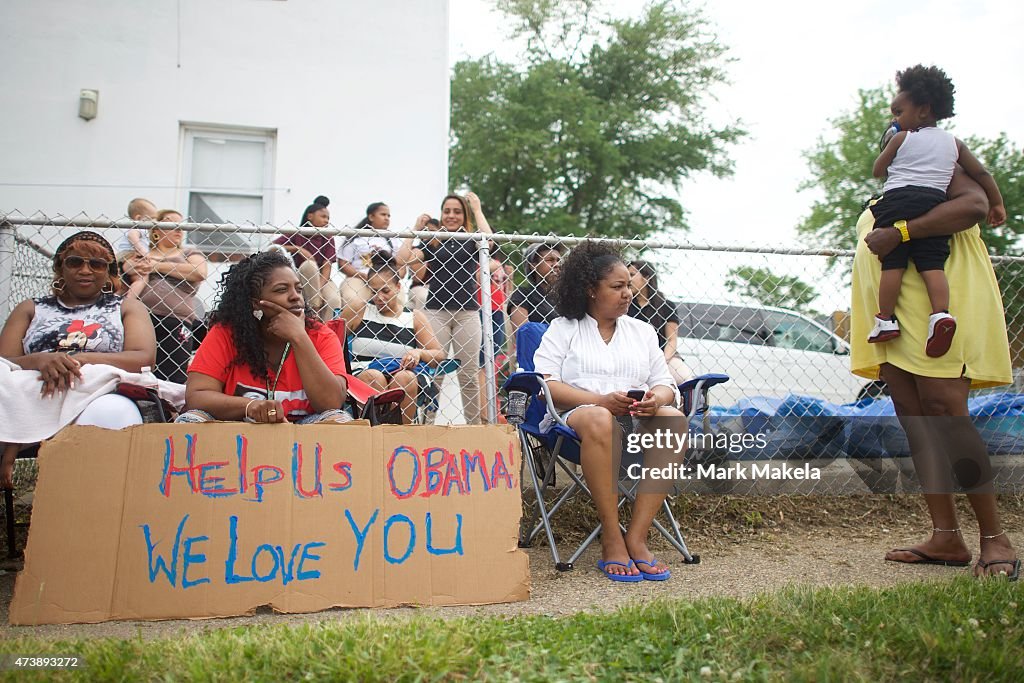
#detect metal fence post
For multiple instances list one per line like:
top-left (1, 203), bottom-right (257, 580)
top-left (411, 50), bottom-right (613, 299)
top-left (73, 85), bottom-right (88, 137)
top-left (0, 218), bottom-right (15, 320)
top-left (477, 233), bottom-right (497, 424)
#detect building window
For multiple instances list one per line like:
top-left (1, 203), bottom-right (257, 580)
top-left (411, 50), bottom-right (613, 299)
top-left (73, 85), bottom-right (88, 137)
top-left (181, 124), bottom-right (276, 258)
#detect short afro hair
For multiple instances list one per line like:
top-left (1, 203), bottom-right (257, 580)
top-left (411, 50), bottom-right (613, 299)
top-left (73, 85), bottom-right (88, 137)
top-left (553, 240), bottom-right (625, 320)
top-left (895, 65), bottom-right (956, 120)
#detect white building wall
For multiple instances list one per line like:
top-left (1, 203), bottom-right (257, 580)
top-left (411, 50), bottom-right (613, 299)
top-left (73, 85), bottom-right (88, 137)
top-left (0, 0), bottom-right (450, 228)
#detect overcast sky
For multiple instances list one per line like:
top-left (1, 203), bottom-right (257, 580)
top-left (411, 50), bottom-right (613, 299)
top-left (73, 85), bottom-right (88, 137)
top-left (449, 0), bottom-right (1023, 308)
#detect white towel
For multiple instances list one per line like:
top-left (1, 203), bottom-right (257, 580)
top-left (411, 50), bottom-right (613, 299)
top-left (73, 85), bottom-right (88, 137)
top-left (0, 358), bottom-right (185, 444)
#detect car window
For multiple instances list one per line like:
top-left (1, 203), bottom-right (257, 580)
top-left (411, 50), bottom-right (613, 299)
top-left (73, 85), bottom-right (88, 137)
top-left (763, 311), bottom-right (834, 353)
top-left (678, 304), bottom-right (768, 346)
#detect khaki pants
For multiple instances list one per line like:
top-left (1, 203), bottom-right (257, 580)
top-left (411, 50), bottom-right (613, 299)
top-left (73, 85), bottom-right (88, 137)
top-left (422, 308), bottom-right (482, 425)
top-left (297, 261), bottom-right (341, 320)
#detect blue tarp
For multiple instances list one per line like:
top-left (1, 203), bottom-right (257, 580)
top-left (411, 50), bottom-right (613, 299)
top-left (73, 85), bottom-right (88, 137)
top-left (694, 392), bottom-right (1024, 459)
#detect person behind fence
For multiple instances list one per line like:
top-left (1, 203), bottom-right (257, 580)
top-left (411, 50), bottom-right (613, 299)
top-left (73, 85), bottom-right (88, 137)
top-left (510, 242), bottom-right (564, 328)
top-left (1, 231), bottom-right (158, 488)
top-left (478, 254), bottom-right (511, 418)
top-left (406, 217), bottom-right (437, 311)
top-left (533, 241), bottom-right (684, 582)
top-left (175, 251), bottom-right (352, 425)
top-left (341, 254), bottom-right (447, 424)
top-left (627, 260), bottom-right (694, 385)
top-left (867, 65), bottom-right (1006, 357)
top-left (337, 201), bottom-right (405, 310)
top-left (116, 197), bottom-right (156, 261)
top-left (117, 197), bottom-right (157, 300)
top-left (853, 165), bottom-right (1017, 580)
top-left (137, 209), bottom-right (207, 384)
top-left (398, 192), bottom-right (492, 425)
top-left (273, 195), bottom-right (342, 321)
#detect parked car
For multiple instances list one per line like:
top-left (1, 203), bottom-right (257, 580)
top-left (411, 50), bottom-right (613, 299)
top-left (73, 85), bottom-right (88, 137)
top-left (675, 302), bottom-right (882, 406)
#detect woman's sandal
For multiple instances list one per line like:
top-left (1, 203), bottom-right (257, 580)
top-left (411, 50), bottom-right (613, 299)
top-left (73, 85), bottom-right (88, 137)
top-left (596, 559), bottom-right (643, 583)
top-left (975, 558), bottom-right (1020, 581)
top-left (632, 557), bottom-right (671, 581)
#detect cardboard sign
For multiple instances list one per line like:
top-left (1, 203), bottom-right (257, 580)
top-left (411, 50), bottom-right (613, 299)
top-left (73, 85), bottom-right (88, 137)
top-left (10, 423), bottom-right (529, 625)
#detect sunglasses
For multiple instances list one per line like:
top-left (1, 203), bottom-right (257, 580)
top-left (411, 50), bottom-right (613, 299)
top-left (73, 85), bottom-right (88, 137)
top-left (64, 255), bottom-right (113, 271)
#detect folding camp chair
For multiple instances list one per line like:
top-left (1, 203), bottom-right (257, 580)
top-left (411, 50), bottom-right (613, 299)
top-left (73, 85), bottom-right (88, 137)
top-left (359, 356), bottom-right (462, 424)
top-left (502, 322), bottom-right (729, 571)
top-left (324, 319), bottom-right (405, 424)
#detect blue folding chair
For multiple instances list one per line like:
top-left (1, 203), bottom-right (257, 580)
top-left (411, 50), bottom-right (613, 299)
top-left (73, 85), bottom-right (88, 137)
top-left (502, 322), bottom-right (729, 571)
top-left (364, 356), bottom-right (462, 424)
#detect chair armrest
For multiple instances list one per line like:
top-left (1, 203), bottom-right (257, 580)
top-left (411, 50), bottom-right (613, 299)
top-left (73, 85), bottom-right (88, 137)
top-left (678, 373), bottom-right (731, 418)
top-left (502, 371), bottom-right (544, 394)
top-left (501, 372), bottom-right (570, 430)
top-left (678, 373), bottom-right (730, 393)
top-left (344, 373), bottom-right (379, 405)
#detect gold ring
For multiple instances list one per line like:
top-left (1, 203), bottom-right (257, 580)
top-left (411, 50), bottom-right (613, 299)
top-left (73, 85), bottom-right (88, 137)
top-left (267, 409), bottom-right (277, 416)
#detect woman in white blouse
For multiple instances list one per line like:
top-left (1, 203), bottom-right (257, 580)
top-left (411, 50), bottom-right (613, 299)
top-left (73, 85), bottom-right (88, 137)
top-left (533, 241), bottom-right (684, 582)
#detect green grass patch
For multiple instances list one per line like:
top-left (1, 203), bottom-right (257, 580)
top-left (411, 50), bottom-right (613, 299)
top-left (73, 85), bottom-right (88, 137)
top-left (2, 578), bottom-right (1022, 682)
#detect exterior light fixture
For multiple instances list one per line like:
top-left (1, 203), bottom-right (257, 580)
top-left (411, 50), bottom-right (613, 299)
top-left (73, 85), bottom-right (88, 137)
top-left (78, 89), bottom-right (99, 121)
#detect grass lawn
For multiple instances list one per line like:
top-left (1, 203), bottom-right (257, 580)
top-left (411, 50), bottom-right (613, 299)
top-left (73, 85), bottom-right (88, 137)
top-left (1, 577), bottom-right (1021, 682)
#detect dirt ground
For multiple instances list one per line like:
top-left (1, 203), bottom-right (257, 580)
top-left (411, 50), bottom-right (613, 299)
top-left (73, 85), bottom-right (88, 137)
top-left (2, 495), bottom-right (1021, 642)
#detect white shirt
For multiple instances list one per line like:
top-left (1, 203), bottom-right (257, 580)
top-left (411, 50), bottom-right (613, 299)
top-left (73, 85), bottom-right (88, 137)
top-left (884, 127), bottom-right (959, 193)
top-left (337, 235), bottom-right (403, 274)
top-left (533, 314), bottom-right (678, 429)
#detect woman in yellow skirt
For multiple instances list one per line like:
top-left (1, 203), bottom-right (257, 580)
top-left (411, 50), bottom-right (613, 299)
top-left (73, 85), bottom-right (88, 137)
top-left (851, 166), bottom-right (1018, 579)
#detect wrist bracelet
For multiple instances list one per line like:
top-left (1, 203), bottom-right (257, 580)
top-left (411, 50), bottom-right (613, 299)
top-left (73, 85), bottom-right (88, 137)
top-left (244, 399), bottom-right (257, 423)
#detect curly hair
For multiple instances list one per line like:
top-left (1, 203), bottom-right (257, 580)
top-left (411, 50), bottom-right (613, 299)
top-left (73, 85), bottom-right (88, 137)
top-left (896, 65), bottom-right (956, 120)
top-left (553, 240), bottom-right (624, 320)
top-left (208, 251), bottom-right (316, 381)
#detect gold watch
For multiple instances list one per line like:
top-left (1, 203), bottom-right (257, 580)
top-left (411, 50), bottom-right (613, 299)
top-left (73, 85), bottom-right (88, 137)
top-left (894, 220), bottom-right (910, 243)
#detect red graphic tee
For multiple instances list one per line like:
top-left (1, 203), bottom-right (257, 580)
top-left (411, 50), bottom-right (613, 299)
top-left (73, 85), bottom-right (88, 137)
top-left (188, 322), bottom-right (346, 420)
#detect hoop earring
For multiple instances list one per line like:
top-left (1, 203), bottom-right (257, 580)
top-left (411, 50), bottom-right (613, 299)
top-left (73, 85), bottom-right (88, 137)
top-left (101, 281), bottom-right (115, 294)
top-left (52, 278), bottom-right (66, 293)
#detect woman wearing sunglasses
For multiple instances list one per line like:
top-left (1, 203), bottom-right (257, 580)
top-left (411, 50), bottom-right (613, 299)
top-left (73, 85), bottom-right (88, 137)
top-left (0, 231), bottom-right (158, 488)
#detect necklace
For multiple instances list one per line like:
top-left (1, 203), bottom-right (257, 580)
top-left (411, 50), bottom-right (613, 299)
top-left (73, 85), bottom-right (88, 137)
top-left (266, 342), bottom-right (292, 400)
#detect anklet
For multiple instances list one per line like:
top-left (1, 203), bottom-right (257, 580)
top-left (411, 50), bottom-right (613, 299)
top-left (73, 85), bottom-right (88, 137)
top-left (933, 527), bottom-right (961, 534)
top-left (981, 530), bottom-right (1006, 540)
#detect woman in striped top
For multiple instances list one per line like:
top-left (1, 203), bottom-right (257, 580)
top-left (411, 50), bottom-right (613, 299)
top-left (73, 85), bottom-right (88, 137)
top-left (341, 255), bottom-right (446, 424)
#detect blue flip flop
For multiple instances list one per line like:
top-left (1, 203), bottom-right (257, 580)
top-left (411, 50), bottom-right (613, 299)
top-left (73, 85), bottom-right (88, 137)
top-left (632, 557), bottom-right (671, 581)
top-left (597, 559), bottom-right (643, 582)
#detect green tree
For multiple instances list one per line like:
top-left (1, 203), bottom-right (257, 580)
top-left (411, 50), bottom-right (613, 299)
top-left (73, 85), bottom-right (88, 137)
top-left (725, 266), bottom-right (818, 314)
top-left (449, 0), bottom-right (744, 238)
top-left (799, 84), bottom-right (1024, 365)
top-left (798, 89), bottom-right (1024, 254)
top-left (796, 87), bottom-right (892, 250)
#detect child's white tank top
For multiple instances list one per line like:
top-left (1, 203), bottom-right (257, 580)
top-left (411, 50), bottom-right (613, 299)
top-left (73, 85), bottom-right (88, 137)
top-left (883, 127), bottom-right (959, 193)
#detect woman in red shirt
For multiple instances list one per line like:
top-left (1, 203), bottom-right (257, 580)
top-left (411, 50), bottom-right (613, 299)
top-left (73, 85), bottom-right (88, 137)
top-left (176, 251), bottom-right (351, 424)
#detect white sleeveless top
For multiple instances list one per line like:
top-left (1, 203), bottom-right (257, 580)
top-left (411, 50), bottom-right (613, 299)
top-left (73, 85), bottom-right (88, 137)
top-left (349, 304), bottom-right (417, 371)
top-left (883, 127), bottom-right (959, 193)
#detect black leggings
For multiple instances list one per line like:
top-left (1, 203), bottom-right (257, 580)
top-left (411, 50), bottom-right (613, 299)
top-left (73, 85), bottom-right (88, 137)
top-left (151, 314), bottom-right (194, 384)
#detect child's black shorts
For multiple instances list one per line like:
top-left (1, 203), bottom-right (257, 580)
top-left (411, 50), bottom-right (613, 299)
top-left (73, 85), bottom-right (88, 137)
top-left (870, 186), bottom-right (949, 272)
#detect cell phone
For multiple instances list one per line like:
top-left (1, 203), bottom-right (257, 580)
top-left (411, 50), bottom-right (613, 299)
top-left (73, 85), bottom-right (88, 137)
top-left (626, 389), bottom-right (647, 402)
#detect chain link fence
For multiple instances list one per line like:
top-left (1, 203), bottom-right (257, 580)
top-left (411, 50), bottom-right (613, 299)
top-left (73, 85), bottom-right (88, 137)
top-left (2, 211), bottom-right (1024, 494)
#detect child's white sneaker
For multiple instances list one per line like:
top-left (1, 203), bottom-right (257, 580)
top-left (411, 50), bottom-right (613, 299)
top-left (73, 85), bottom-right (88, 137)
top-left (926, 312), bottom-right (956, 357)
top-left (868, 315), bottom-right (900, 343)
